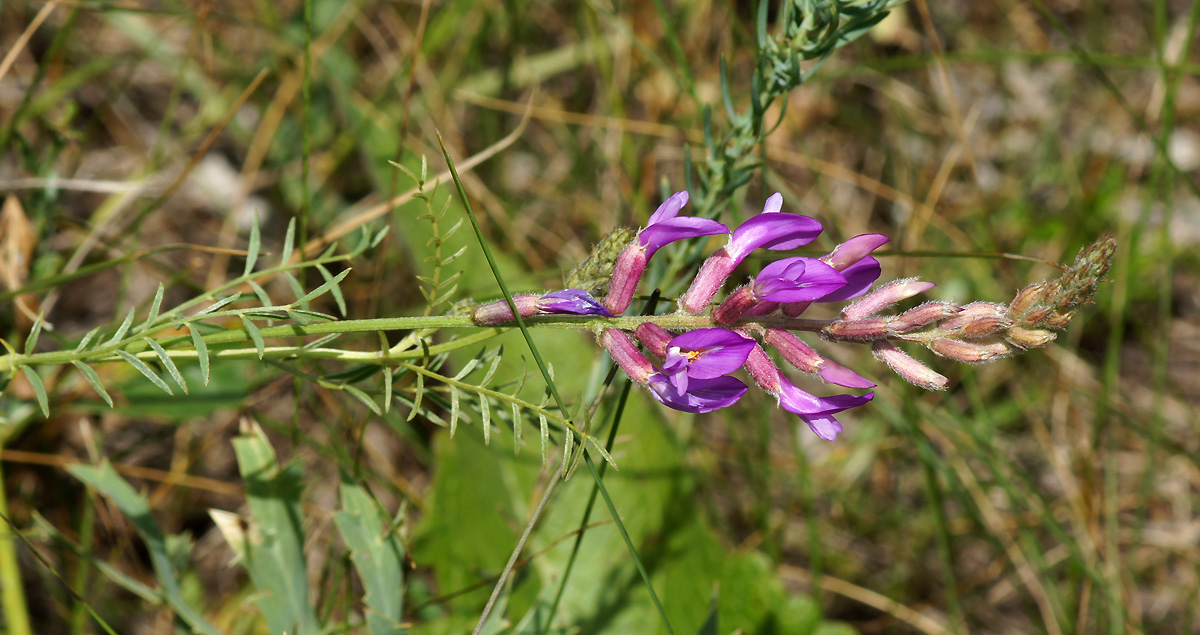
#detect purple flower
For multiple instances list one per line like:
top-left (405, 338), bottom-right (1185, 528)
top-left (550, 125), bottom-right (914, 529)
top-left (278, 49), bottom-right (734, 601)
top-left (536, 289), bottom-right (612, 317)
top-left (660, 328), bottom-right (755, 393)
top-left (647, 373), bottom-right (748, 413)
top-left (777, 381), bottom-right (874, 441)
top-left (781, 234), bottom-right (888, 317)
top-left (712, 257), bottom-right (845, 324)
top-left (605, 191), bottom-right (729, 314)
top-left (474, 289), bottom-right (611, 324)
top-left (742, 341), bottom-right (872, 440)
top-left (680, 193), bottom-right (824, 313)
top-left (600, 327), bottom-right (747, 414)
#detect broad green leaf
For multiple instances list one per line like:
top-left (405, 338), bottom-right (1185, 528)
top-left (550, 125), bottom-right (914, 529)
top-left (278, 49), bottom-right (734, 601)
top-left (333, 481), bottom-right (406, 635)
top-left (68, 462), bottom-right (223, 635)
top-left (231, 424), bottom-right (320, 635)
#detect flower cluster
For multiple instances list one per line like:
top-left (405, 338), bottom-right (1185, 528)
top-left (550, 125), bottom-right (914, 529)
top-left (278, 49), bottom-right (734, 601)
top-left (597, 192), bottom-right (882, 440)
top-left (470, 191), bottom-right (1114, 441)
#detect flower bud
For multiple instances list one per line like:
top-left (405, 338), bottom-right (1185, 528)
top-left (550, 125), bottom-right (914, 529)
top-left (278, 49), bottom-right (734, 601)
top-left (1045, 310), bottom-right (1075, 329)
top-left (840, 278), bottom-right (935, 321)
top-left (825, 318), bottom-right (890, 341)
top-left (928, 338), bottom-right (1011, 363)
top-left (939, 302), bottom-right (1008, 332)
top-left (780, 301), bottom-right (811, 318)
top-left (1010, 280), bottom-right (1047, 318)
top-left (472, 294), bottom-right (539, 324)
top-left (1006, 327), bottom-right (1056, 349)
top-left (891, 302), bottom-right (960, 333)
top-left (872, 341), bottom-right (948, 390)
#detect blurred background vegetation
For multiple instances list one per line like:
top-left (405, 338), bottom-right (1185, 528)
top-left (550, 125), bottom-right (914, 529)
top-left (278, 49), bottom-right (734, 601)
top-left (1, 0), bottom-right (1197, 633)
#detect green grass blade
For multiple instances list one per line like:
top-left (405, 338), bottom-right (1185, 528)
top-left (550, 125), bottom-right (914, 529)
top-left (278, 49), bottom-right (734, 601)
top-left (67, 462), bottom-right (223, 635)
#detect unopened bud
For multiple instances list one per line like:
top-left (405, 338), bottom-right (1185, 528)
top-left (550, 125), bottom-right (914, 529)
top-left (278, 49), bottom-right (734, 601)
top-left (872, 341), bottom-right (948, 390)
top-left (1006, 327), bottom-right (1056, 349)
top-left (825, 318), bottom-right (890, 341)
top-left (634, 323), bottom-right (673, 358)
top-left (841, 278), bottom-right (935, 321)
top-left (940, 302), bottom-right (1006, 328)
top-left (472, 294), bottom-right (540, 324)
top-left (1045, 311), bottom-right (1075, 329)
top-left (928, 338), bottom-right (1011, 363)
top-left (713, 286), bottom-right (777, 324)
top-left (1010, 281), bottom-right (1047, 317)
top-left (891, 302), bottom-right (960, 333)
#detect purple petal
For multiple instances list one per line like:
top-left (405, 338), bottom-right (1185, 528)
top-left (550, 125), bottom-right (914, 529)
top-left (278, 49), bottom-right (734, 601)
top-left (638, 216), bottom-right (729, 259)
top-left (537, 289), bottom-right (613, 317)
top-left (754, 257), bottom-right (847, 302)
top-left (778, 382), bottom-right (874, 441)
top-left (779, 383), bottom-right (874, 416)
top-left (817, 361), bottom-right (876, 389)
top-left (647, 190), bottom-right (690, 225)
top-left (647, 374), bottom-right (748, 413)
top-left (802, 414), bottom-right (844, 441)
top-left (666, 328), bottom-right (755, 378)
top-left (762, 193), bottom-right (783, 213)
top-left (824, 234), bottom-right (889, 270)
top-left (815, 256), bottom-right (881, 302)
top-left (728, 214), bottom-right (823, 261)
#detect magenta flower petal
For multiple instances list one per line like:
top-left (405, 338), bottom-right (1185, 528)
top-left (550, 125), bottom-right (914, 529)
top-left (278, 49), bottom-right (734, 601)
top-left (815, 256), bottom-right (881, 302)
top-left (638, 216), bottom-right (729, 258)
top-left (647, 190), bottom-right (689, 225)
top-left (727, 214), bottom-right (823, 260)
top-left (537, 289), bottom-right (613, 317)
top-left (753, 257), bottom-right (847, 302)
top-left (778, 381), bottom-right (874, 441)
top-left (647, 373), bottom-right (748, 413)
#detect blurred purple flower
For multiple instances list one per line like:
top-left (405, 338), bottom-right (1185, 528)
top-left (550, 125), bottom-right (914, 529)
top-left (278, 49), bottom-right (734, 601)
top-left (681, 193), bottom-right (824, 313)
top-left (605, 191), bottom-right (729, 314)
top-left (660, 328), bottom-right (755, 393)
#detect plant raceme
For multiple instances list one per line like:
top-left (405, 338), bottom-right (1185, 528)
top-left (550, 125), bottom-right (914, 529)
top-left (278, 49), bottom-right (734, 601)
top-left (472, 191), bottom-right (1115, 441)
